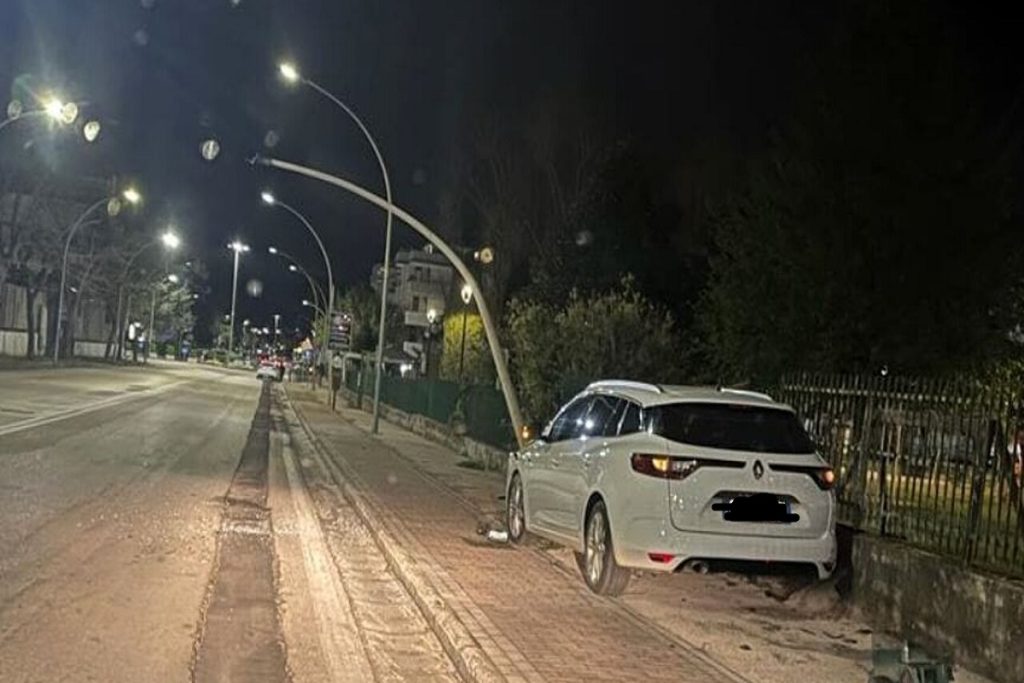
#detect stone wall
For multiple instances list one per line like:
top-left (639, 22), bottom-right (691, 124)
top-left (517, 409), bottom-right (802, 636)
top-left (852, 534), bottom-right (1024, 683)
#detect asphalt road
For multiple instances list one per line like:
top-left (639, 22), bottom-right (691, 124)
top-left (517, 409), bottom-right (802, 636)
top-left (0, 361), bottom-right (457, 683)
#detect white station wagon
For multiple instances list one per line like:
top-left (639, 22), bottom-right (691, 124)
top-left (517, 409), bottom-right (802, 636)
top-left (506, 381), bottom-right (837, 595)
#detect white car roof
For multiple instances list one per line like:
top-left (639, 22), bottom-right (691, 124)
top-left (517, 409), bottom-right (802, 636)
top-left (584, 380), bottom-right (790, 411)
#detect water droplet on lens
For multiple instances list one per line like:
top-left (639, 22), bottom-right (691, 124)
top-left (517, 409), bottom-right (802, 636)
top-left (133, 28), bottom-right (149, 47)
top-left (263, 130), bottom-right (279, 148)
top-left (200, 138), bottom-right (220, 161)
top-left (246, 279), bottom-right (263, 298)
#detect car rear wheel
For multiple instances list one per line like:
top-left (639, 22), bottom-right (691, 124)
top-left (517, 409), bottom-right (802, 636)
top-left (575, 500), bottom-right (630, 596)
top-left (507, 474), bottom-right (526, 544)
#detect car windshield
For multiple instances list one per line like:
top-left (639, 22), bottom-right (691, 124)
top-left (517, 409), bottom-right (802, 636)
top-left (651, 402), bottom-right (815, 454)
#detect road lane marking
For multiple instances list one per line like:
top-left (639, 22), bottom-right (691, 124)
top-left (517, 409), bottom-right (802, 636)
top-left (0, 380), bottom-right (189, 438)
top-left (278, 424), bottom-right (375, 682)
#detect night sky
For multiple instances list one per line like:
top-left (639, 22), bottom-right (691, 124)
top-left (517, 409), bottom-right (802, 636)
top-left (1, 1), bottom-right (1019, 339)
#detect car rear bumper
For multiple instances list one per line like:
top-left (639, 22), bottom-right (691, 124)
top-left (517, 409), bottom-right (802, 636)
top-left (615, 518), bottom-right (836, 578)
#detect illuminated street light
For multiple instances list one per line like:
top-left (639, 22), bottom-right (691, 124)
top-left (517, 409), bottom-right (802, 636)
top-left (461, 283), bottom-right (473, 305)
top-left (227, 240), bottom-right (250, 354)
top-left (167, 274), bottom-right (180, 284)
top-left (44, 99), bottom-right (65, 120)
top-left (278, 62), bottom-right (300, 83)
top-left (274, 61), bottom-right (394, 430)
top-left (268, 245), bottom-right (278, 254)
top-left (288, 264), bottom-right (298, 272)
top-left (122, 187), bottom-right (142, 205)
top-left (1, 95), bottom-right (83, 134)
top-left (161, 230), bottom-right (181, 249)
top-left (55, 188), bottom-right (144, 364)
top-left (259, 190), bottom-right (335, 404)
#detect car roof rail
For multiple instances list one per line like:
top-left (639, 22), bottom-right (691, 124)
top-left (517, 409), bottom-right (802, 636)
top-left (717, 386), bottom-right (774, 401)
top-left (586, 380), bottom-right (663, 394)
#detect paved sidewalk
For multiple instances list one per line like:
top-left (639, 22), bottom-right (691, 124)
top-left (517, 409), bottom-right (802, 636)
top-left (287, 386), bottom-right (751, 683)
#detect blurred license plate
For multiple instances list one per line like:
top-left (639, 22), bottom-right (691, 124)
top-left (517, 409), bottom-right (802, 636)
top-left (713, 493), bottom-right (798, 523)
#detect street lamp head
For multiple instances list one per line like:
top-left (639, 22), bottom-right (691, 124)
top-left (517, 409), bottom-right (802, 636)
top-left (427, 308), bottom-right (438, 324)
top-left (260, 190), bottom-right (276, 205)
top-left (278, 62), bottom-right (301, 83)
top-left (161, 231), bottom-right (181, 249)
top-left (122, 187), bottom-right (142, 205)
top-left (461, 283), bottom-right (473, 304)
top-left (288, 264), bottom-right (298, 272)
top-left (267, 246), bottom-right (278, 255)
top-left (167, 273), bottom-right (180, 284)
top-left (44, 98), bottom-right (65, 121)
top-left (302, 299), bottom-right (311, 307)
top-left (229, 240), bottom-right (250, 253)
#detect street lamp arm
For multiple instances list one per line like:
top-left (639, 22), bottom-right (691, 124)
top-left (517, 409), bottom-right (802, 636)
top-left (54, 196), bottom-right (114, 364)
top-left (300, 78), bottom-right (393, 433)
top-left (254, 155), bottom-right (526, 446)
top-left (275, 200), bottom-right (334, 299)
top-left (0, 109), bottom-right (48, 133)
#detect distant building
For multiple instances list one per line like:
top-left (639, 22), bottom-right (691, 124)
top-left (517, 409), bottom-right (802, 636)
top-left (371, 244), bottom-right (455, 366)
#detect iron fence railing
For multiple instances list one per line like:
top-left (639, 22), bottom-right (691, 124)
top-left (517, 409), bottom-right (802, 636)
top-left (776, 373), bottom-right (1024, 577)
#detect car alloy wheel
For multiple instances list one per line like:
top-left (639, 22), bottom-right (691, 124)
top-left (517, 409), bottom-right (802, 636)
top-left (507, 474), bottom-right (526, 543)
top-left (577, 500), bottom-right (630, 596)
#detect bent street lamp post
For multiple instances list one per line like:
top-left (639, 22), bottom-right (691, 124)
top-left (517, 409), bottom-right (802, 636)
top-left (54, 188), bottom-right (141, 364)
top-left (252, 155), bottom-right (526, 446)
top-left (278, 63), bottom-right (393, 431)
top-left (261, 192), bottom-right (335, 406)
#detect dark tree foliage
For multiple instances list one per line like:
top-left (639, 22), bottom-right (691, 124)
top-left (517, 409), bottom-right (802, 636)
top-left (696, 0), bottom-right (1021, 384)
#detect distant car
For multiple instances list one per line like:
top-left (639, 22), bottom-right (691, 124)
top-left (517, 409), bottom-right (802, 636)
top-left (506, 381), bottom-right (837, 595)
top-left (256, 363), bottom-right (282, 381)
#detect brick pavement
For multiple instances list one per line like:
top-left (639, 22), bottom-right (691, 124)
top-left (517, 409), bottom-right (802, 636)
top-left (287, 386), bottom-right (751, 683)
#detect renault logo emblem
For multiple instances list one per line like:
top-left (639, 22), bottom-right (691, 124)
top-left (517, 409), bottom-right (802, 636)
top-left (753, 460), bottom-right (764, 480)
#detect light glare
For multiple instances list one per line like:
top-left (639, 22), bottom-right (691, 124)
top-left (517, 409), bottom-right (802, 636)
top-left (279, 62), bottom-right (300, 83)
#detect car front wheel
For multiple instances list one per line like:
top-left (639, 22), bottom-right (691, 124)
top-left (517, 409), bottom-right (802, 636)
top-left (575, 499), bottom-right (630, 596)
top-left (507, 474), bottom-right (526, 544)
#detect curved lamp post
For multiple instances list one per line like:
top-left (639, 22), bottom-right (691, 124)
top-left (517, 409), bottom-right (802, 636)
top-left (268, 246), bottom-right (326, 313)
top-left (54, 187), bottom-right (142, 364)
top-left (278, 62), bottom-right (393, 430)
top-left (261, 190), bottom-right (336, 405)
top-left (114, 230), bottom-right (181, 361)
top-left (252, 155), bottom-right (526, 446)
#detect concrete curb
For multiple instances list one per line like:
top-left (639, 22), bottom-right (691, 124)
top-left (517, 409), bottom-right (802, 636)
top-left (282, 390), bottom-right (506, 683)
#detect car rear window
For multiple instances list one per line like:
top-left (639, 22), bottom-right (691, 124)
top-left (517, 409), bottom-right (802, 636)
top-left (651, 402), bottom-right (815, 454)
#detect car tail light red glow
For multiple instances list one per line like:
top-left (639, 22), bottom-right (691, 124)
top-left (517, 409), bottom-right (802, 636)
top-left (630, 454), bottom-right (741, 480)
top-left (770, 464), bottom-right (837, 490)
top-left (647, 552), bottom-right (675, 564)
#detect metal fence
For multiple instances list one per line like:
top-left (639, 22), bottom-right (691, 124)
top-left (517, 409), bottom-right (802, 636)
top-left (776, 373), bottom-right (1024, 577)
top-left (345, 368), bottom-right (514, 449)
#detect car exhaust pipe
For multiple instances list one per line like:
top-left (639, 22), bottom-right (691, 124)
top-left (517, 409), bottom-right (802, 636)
top-left (682, 560), bottom-right (710, 574)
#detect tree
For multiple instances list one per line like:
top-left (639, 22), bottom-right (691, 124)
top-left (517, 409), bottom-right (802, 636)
top-left (438, 312), bottom-right (492, 384)
top-left (507, 277), bottom-right (681, 423)
top-left (696, 1), bottom-right (1021, 384)
top-left (336, 284), bottom-right (403, 353)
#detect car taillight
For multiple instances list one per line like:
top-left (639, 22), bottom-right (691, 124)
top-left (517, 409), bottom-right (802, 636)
top-left (630, 454), bottom-right (703, 480)
top-left (813, 468), bottom-right (837, 491)
top-left (770, 464), bottom-right (836, 490)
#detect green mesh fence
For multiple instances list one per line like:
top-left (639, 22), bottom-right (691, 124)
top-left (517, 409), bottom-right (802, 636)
top-left (342, 362), bottom-right (514, 449)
